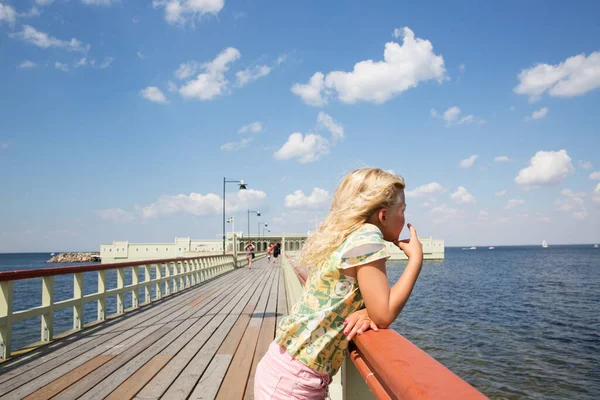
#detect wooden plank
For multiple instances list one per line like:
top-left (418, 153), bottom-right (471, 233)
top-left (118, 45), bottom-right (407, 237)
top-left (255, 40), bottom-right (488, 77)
top-left (187, 288), bottom-right (217, 307)
top-left (136, 268), bottom-right (260, 400)
top-left (244, 267), bottom-right (280, 400)
top-left (23, 355), bottom-right (115, 400)
top-left (105, 355), bottom-right (172, 400)
top-left (0, 268), bottom-right (245, 387)
top-left (74, 268), bottom-right (260, 400)
top-left (184, 270), bottom-right (271, 400)
top-left (2, 270), bottom-right (248, 399)
top-left (158, 268), bottom-right (270, 400)
top-left (215, 266), bottom-right (277, 400)
top-left (276, 265), bottom-right (288, 328)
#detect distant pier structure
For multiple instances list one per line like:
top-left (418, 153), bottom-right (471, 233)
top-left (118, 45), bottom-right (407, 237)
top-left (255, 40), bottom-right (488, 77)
top-left (100, 233), bottom-right (444, 264)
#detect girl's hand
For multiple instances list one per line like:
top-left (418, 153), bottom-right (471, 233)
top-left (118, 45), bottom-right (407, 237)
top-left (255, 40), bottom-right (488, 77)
top-left (394, 223), bottom-right (423, 261)
top-left (343, 308), bottom-right (379, 341)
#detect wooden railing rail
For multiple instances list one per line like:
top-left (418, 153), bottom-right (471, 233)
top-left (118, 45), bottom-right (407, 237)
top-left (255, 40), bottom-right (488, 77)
top-left (283, 253), bottom-right (487, 400)
top-left (0, 252), bottom-right (264, 360)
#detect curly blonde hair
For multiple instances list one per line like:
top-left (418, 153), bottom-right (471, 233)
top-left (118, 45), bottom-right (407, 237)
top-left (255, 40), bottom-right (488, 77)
top-left (300, 168), bottom-right (405, 272)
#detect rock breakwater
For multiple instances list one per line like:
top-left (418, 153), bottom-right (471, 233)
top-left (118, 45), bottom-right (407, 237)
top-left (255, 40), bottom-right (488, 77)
top-left (47, 252), bottom-right (101, 263)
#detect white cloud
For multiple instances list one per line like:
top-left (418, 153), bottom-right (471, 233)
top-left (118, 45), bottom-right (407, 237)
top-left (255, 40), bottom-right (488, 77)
top-left (137, 51), bottom-right (145, 59)
top-left (98, 56), bottom-right (114, 69)
top-left (537, 215), bottom-right (552, 223)
top-left (18, 60), bottom-right (37, 69)
top-left (97, 208), bottom-right (135, 223)
top-left (556, 189), bottom-right (588, 220)
top-left (167, 80), bottom-right (178, 92)
top-left (291, 72), bottom-right (327, 107)
top-left (505, 199), bottom-right (525, 209)
top-left (495, 190), bottom-right (507, 197)
top-left (451, 186), bottom-right (476, 204)
top-left (589, 172), bottom-right (600, 180)
top-left (429, 204), bottom-right (458, 224)
top-left (179, 47), bottom-right (241, 101)
top-left (292, 27), bottom-right (446, 106)
top-left (514, 52), bottom-right (600, 101)
top-left (0, 2), bottom-right (17, 23)
top-left (406, 182), bottom-right (446, 198)
top-left (152, 0), bottom-right (224, 25)
top-left (273, 133), bottom-right (329, 164)
top-left (236, 65), bottom-right (271, 87)
top-left (285, 187), bottom-right (330, 209)
top-left (478, 210), bottom-right (489, 221)
top-left (36, 0), bottom-right (54, 5)
top-left (74, 57), bottom-right (87, 68)
top-left (81, 0), bottom-right (118, 6)
top-left (579, 161), bottom-right (593, 170)
top-left (274, 113), bottom-right (344, 163)
top-left (20, 6), bottom-right (40, 18)
top-left (10, 25), bottom-right (90, 52)
top-left (494, 156), bottom-right (510, 162)
top-left (141, 189), bottom-right (265, 218)
top-left (593, 183), bottom-right (600, 206)
top-left (55, 61), bottom-right (69, 72)
top-left (175, 61), bottom-right (201, 80)
top-left (459, 155), bottom-right (478, 168)
top-left (316, 112), bottom-right (344, 143)
top-left (525, 107), bottom-right (549, 121)
top-left (220, 137), bottom-right (252, 151)
top-left (432, 106), bottom-right (486, 126)
top-left (140, 86), bottom-right (169, 104)
top-left (515, 149), bottom-right (574, 188)
top-left (238, 122), bottom-right (263, 134)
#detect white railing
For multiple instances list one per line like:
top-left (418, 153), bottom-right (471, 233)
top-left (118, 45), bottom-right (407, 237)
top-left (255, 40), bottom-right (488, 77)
top-left (0, 253), bottom-right (254, 360)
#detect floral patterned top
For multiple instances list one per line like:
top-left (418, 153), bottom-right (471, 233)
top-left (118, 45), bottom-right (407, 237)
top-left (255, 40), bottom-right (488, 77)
top-left (275, 223), bottom-right (390, 375)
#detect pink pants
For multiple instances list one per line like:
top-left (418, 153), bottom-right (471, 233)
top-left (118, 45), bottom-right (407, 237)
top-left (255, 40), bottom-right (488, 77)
top-left (254, 342), bottom-right (332, 399)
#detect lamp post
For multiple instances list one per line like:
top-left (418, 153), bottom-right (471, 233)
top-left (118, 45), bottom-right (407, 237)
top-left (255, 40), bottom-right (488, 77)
top-left (247, 209), bottom-right (260, 238)
top-left (223, 178), bottom-right (247, 254)
top-left (259, 222), bottom-right (267, 241)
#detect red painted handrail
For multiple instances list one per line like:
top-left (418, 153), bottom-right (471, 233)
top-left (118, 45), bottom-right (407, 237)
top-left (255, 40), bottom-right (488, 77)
top-left (0, 254), bottom-right (232, 282)
top-left (284, 253), bottom-right (487, 399)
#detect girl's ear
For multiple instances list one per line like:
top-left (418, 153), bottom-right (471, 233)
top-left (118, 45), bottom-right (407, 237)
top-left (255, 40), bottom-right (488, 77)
top-left (378, 208), bottom-right (387, 225)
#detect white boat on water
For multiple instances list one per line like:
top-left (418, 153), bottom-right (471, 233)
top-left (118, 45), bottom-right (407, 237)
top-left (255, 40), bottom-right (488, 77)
top-left (542, 240), bottom-right (548, 248)
top-left (469, 246), bottom-right (477, 250)
top-left (489, 246), bottom-right (495, 250)
top-left (50, 252), bottom-right (55, 256)
top-left (594, 244), bottom-right (599, 249)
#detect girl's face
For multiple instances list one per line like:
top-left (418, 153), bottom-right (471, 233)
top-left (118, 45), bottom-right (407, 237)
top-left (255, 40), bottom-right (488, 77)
top-left (381, 200), bottom-right (406, 242)
top-left (370, 191), bottom-right (406, 242)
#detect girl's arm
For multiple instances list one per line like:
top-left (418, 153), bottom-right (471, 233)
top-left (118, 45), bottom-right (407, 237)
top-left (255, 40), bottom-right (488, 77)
top-left (356, 224), bottom-right (423, 328)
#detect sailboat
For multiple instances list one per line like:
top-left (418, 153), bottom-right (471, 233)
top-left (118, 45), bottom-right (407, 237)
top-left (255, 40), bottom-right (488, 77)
top-left (50, 252), bottom-right (55, 256)
top-left (542, 240), bottom-right (548, 249)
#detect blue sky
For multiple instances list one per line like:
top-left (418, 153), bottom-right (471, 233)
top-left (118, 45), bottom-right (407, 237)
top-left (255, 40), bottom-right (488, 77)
top-left (1, 0), bottom-right (599, 252)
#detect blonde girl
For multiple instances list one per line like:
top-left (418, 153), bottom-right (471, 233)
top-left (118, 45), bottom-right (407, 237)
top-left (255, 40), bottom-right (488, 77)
top-left (254, 168), bottom-right (424, 399)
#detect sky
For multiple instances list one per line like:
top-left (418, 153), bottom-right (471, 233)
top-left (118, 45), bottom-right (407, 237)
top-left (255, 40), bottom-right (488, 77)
top-left (1, 0), bottom-right (599, 252)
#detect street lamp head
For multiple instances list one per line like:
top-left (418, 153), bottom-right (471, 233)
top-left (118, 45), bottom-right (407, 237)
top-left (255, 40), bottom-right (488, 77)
top-left (238, 180), bottom-right (247, 190)
top-left (257, 211), bottom-right (261, 216)
top-left (265, 223), bottom-right (268, 227)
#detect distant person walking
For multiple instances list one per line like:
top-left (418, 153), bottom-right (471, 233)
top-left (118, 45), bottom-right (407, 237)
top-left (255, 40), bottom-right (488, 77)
top-left (267, 243), bottom-right (275, 264)
top-left (273, 243), bottom-right (281, 264)
top-left (245, 241), bottom-right (255, 269)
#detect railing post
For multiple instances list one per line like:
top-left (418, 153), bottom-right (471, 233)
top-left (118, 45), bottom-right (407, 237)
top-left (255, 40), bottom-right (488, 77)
top-left (117, 268), bottom-right (125, 314)
top-left (185, 261), bottom-right (191, 287)
top-left (178, 261), bottom-right (184, 291)
top-left (41, 276), bottom-right (54, 342)
top-left (164, 263), bottom-right (171, 296)
top-left (73, 272), bottom-right (84, 330)
top-left (98, 270), bottom-right (106, 321)
top-left (155, 264), bottom-right (162, 299)
top-left (0, 281), bottom-right (14, 360)
top-left (144, 265), bottom-right (151, 303)
top-left (132, 266), bottom-right (139, 308)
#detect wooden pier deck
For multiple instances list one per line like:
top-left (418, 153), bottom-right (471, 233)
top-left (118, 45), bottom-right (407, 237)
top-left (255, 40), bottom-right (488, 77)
top-left (0, 259), bottom-right (286, 400)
